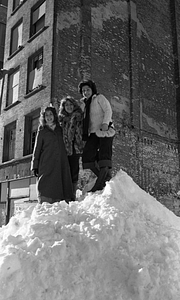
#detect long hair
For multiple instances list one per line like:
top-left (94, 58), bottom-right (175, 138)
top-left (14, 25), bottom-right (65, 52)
top-left (59, 96), bottom-right (82, 120)
top-left (39, 106), bottom-right (59, 128)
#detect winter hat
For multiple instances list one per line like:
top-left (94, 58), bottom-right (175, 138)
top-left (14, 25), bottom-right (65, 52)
top-left (78, 80), bottom-right (97, 95)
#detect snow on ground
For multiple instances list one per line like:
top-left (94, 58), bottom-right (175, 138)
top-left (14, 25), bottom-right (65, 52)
top-left (1, 170), bottom-right (180, 300)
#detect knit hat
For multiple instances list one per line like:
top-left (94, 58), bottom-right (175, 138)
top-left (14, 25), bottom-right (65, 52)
top-left (78, 80), bottom-right (97, 95)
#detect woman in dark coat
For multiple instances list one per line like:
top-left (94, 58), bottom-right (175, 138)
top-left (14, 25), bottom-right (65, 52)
top-left (31, 106), bottom-right (74, 204)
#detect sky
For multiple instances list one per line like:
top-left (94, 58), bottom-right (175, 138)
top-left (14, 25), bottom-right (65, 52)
top-left (0, 169), bottom-right (180, 300)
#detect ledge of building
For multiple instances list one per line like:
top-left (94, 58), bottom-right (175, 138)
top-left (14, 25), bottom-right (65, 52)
top-left (7, 46), bottom-right (24, 60)
top-left (24, 85), bottom-right (46, 98)
top-left (4, 100), bottom-right (21, 111)
top-left (11, 0), bottom-right (28, 16)
top-left (27, 26), bottom-right (49, 43)
top-left (0, 154), bottom-right (32, 169)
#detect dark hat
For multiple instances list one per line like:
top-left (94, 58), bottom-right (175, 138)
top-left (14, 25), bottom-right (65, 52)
top-left (78, 80), bottom-right (97, 95)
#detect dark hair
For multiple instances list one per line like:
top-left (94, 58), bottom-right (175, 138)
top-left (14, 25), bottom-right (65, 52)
top-left (78, 80), bottom-right (97, 95)
top-left (59, 96), bottom-right (82, 117)
top-left (39, 106), bottom-right (59, 128)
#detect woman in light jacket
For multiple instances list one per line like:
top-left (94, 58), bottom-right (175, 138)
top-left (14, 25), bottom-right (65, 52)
top-left (78, 79), bottom-right (115, 192)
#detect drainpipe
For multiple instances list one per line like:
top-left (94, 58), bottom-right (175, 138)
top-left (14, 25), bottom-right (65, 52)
top-left (127, 0), bottom-right (134, 129)
top-left (170, 0), bottom-right (180, 158)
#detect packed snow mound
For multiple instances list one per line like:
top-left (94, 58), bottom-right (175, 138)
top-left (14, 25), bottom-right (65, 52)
top-left (1, 170), bottom-right (180, 300)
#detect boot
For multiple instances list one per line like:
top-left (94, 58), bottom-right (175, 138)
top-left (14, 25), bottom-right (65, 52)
top-left (106, 168), bottom-right (112, 182)
top-left (72, 182), bottom-right (78, 201)
top-left (90, 165), bottom-right (99, 177)
top-left (90, 167), bottom-right (109, 192)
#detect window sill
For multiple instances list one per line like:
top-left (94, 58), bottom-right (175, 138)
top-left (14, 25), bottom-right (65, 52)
top-left (24, 85), bottom-right (46, 98)
top-left (8, 46), bottom-right (24, 60)
top-left (28, 26), bottom-right (49, 43)
top-left (1, 155), bottom-right (32, 170)
top-left (11, 0), bottom-right (27, 15)
top-left (4, 100), bottom-right (21, 111)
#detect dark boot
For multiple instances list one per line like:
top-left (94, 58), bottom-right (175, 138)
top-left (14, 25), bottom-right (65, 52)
top-left (106, 168), bottom-right (112, 181)
top-left (71, 182), bottom-right (78, 201)
top-left (90, 167), bottom-right (109, 192)
top-left (90, 165), bottom-right (99, 177)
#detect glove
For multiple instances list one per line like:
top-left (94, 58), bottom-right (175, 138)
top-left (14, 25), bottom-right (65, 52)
top-left (100, 123), bottom-right (109, 131)
top-left (33, 169), bottom-right (39, 177)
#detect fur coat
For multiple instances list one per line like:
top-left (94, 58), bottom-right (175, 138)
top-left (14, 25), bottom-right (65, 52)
top-left (59, 103), bottom-right (84, 156)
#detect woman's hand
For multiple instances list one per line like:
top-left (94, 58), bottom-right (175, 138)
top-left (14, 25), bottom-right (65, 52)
top-left (100, 123), bottom-right (109, 131)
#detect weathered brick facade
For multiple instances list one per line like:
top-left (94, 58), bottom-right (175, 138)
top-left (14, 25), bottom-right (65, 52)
top-left (0, 0), bottom-right (180, 216)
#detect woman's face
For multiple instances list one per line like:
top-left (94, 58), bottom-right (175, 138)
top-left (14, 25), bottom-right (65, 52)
top-left (82, 85), bottom-right (93, 99)
top-left (45, 110), bottom-right (54, 126)
top-left (64, 100), bottom-right (74, 114)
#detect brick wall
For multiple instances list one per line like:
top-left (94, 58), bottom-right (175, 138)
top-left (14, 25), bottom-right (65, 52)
top-left (51, 0), bottom-right (180, 213)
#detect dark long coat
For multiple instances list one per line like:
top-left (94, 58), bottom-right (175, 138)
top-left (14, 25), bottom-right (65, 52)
top-left (31, 124), bottom-right (74, 201)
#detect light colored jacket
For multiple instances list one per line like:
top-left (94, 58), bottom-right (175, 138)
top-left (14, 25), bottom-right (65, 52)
top-left (88, 94), bottom-right (112, 133)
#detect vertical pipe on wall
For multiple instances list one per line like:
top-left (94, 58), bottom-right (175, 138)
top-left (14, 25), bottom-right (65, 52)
top-left (79, 0), bottom-right (92, 80)
top-left (127, 0), bottom-right (134, 129)
top-left (5, 180), bottom-right (10, 225)
top-left (170, 0), bottom-right (180, 149)
top-left (50, 0), bottom-right (57, 106)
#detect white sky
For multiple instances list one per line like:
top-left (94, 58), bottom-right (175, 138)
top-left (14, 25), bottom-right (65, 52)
top-left (0, 170), bottom-right (180, 300)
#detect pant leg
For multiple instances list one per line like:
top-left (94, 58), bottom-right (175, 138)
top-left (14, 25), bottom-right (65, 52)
top-left (68, 154), bottom-right (80, 183)
top-left (89, 136), bottom-right (114, 192)
top-left (82, 133), bottom-right (99, 170)
top-left (98, 136), bottom-right (114, 168)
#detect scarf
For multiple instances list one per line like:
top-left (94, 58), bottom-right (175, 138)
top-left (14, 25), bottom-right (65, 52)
top-left (82, 96), bottom-right (92, 141)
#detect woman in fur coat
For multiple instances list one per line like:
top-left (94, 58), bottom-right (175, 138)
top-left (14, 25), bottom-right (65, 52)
top-left (59, 96), bottom-right (84, 200)
top-left (31, 106), bottom-right (74, 204)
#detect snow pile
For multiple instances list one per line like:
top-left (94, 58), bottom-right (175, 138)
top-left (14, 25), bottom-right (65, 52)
top-left (1, 170), bottom-right (180, 300)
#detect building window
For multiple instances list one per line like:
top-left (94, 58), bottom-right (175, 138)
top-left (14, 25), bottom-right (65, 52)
top-left (0, 0), bottom-right (8, 6)
top-left (0, 23), bottom-right (6, 47)
top-left (6, 68), bottom-right (20, 107)
top-left (3, 121), bottom-right (16, 162)
top-left (27, 49), bottom-right (43, 93)
top-left (23, 109), bottom-right (40, 156)
top-left (30, 0), bottom-right (46, 37)
top-left (0, 22), bottom-right (6, 68)
top-left (13, 0), bottom-right (24, 11)
top-left (10, 20), bottom-right (23, 55)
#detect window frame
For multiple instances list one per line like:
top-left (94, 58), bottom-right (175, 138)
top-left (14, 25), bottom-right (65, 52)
top-left (13, 0), bottom-right (24, 11)
top-left (30, 0), bottom-right (46, 37)
top-left (3, 121), bottom-right (16, 162)
top-left (27, 48), bottom-right (43, 94)
top-left (10, 19), bottom-right (23, 56)
top-left (0, 0), bottom-right (7, 6)
top-left (23, 109), bottom-right (40, 156)
top-left (6, 67), bottom-right (20, 108)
